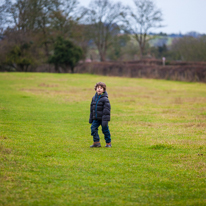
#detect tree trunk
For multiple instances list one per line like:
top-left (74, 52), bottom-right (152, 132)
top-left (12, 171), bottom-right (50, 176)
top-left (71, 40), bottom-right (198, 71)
top-left (44, 42), bottom-right (49, 58)
top-left (100, 51), bottom-right (106, 62)
top-left (139, 47), bottom-right (143, 59)
top-left (55, 64), bottom-right (61, 73)
top-left (25, 65), bottom-right (29, 72)
top-left (19, 64), bottom-right (24, 72)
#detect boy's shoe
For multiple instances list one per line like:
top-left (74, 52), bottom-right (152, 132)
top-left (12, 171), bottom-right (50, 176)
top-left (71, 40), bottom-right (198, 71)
top-left (105, 143), bottom-right (112, 147)
top-left (90, 142), bottom-right (101, 148)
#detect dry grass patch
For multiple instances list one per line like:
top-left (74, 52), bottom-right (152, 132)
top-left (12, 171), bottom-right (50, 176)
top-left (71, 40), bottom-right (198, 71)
top-left (154, 139), bottom-right (206, 147)
top-left (0, 145), bottom-right (12, 154)
top-left (0, 135), bottom-right (7, 139)
top-left (38, 83), bottom-right (59, 87)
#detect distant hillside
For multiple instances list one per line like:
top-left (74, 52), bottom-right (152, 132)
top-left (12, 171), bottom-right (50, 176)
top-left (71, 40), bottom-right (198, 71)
top-left (148, 31), bottom-right (205, 47)
top-left (148, 36), bottom-right (173, 47)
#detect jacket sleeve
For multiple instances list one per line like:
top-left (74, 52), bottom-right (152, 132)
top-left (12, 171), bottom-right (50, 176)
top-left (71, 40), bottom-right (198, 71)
top-left (102, 98), bottom-right (111, 127)
top-left (89, 99), bottom-right (93, 124)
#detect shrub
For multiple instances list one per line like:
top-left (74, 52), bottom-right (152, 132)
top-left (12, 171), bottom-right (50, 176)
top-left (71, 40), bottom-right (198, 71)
top-left (48, 36), bottom-right (83, 73)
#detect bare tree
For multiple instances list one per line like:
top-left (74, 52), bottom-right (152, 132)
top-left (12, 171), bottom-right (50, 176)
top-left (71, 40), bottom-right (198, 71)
top-left (7, 0), bottom-right (53, 56)
top-left (0, 0), bottom-right (11, 33)
top-left (123, 0), bottom-right (163, 59)
top-left (0, 2), bottom-right (5, 32)
top-left (84, 0), bottom-right (124, 61)
top-left (4, 0), bottom-right (84, 55)
top-left (48, 0), bottom-right (86, 40)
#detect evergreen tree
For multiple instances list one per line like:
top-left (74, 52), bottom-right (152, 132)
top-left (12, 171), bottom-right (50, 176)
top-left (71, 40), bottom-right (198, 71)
top-left (49, 36), bottom-right (83, 73)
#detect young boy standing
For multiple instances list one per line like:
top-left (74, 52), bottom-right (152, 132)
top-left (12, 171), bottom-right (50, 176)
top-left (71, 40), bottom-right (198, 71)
top-left (89, 82), bottom-right (111, 147)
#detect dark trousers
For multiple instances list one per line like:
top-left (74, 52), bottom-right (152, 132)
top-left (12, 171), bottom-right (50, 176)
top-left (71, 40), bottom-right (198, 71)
top-left (91, 120), bottom-right (111, 143)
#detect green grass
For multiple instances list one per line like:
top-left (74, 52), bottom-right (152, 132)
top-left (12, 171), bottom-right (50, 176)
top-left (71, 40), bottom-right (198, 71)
top-left (0, 73), bottom-right (206, 206)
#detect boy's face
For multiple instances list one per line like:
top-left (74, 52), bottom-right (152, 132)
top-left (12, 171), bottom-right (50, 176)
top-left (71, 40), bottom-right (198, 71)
top-left (96, 86), bottom-right (104, 95)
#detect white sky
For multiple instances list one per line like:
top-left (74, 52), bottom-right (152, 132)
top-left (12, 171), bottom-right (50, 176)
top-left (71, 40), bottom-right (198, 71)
top-left (78, 0), bottom-right (206, 34)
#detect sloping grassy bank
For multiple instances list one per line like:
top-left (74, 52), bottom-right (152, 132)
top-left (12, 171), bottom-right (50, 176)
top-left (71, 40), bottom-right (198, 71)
top-left (0, 73), bottom-right (206, 205)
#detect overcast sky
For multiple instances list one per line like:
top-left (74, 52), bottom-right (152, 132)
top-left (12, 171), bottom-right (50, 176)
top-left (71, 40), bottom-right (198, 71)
top-left (78, 0), bottom-right (206, 34)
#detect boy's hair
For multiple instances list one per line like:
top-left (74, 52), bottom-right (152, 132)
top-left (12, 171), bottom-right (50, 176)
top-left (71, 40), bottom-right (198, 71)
top-left (94, 82), bottom-right (106, 91)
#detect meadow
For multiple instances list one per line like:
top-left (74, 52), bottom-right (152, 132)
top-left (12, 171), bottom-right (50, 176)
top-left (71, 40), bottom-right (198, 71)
top-left (0, 73), bottom-right (206, 206)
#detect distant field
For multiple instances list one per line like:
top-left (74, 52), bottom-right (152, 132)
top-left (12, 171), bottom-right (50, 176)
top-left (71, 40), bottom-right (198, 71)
top-left (149, 36), bottom-right (173, 47)
top-left (0, 73), bottom-right (206, 206)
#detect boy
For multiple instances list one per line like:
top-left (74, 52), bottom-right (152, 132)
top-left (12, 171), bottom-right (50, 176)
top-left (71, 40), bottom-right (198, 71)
top-left (89, 82), bottom-right (111, 147)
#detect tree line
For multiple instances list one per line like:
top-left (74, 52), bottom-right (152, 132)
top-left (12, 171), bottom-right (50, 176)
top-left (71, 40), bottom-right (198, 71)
top-left (0, 0), bottom-right (205, 73)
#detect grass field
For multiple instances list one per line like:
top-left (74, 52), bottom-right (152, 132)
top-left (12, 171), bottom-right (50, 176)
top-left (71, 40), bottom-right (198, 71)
top-left (0, 73), bottom-right (206, 206)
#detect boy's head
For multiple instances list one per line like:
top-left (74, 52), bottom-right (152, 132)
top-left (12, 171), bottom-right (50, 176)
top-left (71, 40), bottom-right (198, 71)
top-left (94, 82), bottom-right (106, 95)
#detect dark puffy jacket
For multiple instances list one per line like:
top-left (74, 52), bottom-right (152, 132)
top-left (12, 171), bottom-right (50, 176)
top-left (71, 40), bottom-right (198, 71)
top-left (89, 91), bottom-right (111, 126)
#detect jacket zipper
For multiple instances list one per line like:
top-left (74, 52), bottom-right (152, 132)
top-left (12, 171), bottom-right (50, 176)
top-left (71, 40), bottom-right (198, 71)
top-left (95, 95), bottom-right (101, 119)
